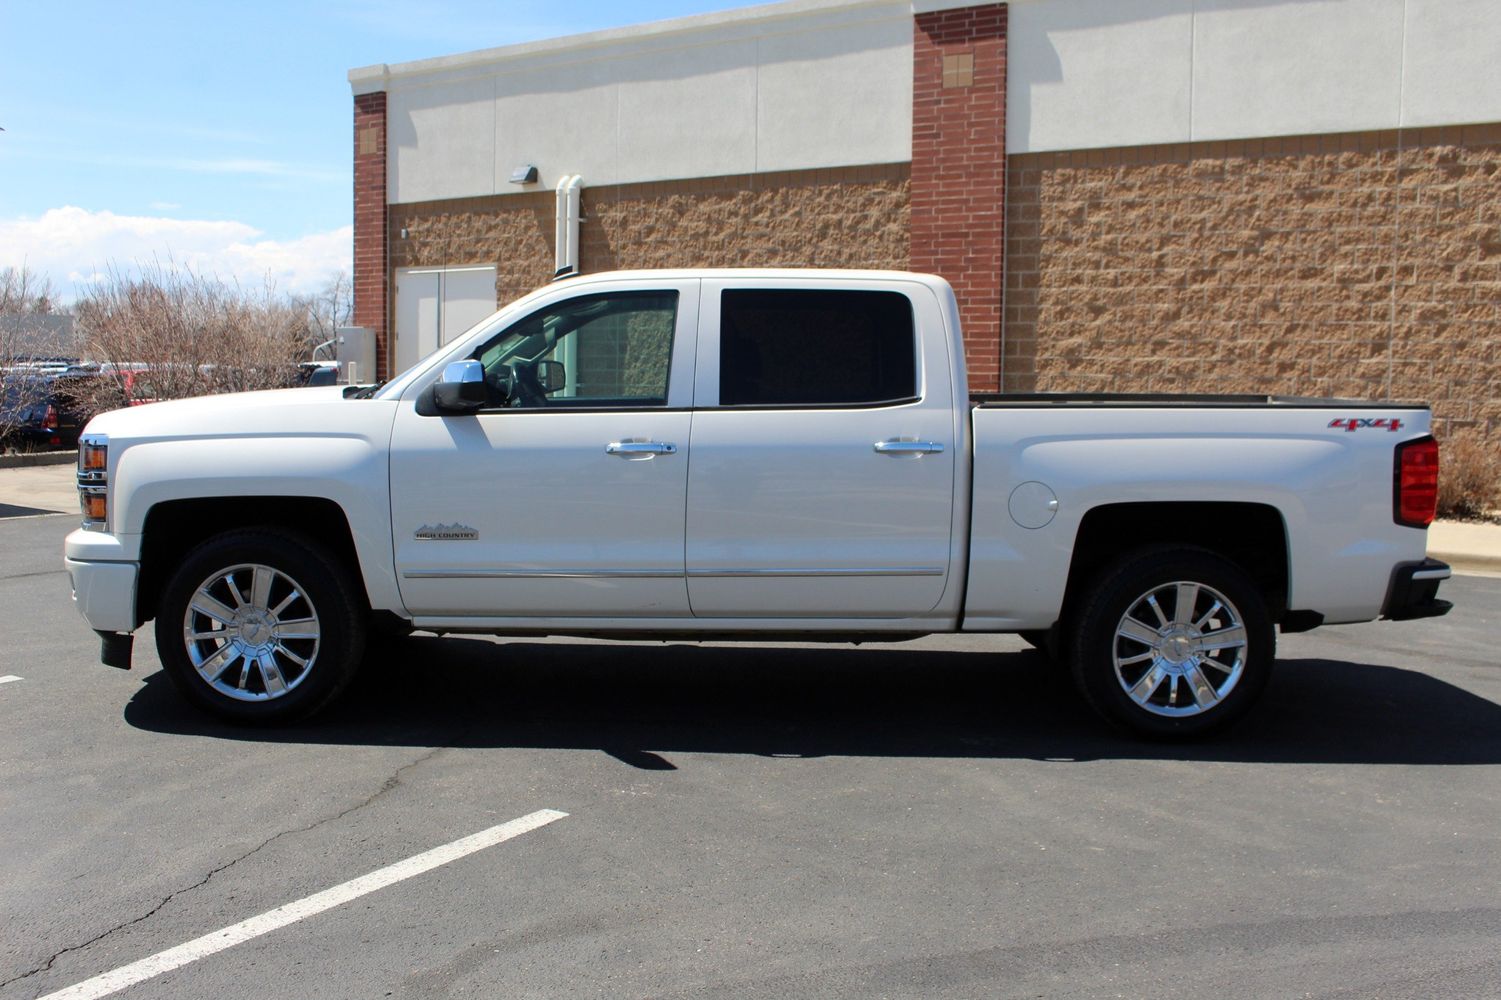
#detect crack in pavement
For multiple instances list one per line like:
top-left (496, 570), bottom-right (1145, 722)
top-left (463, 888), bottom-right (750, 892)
top-left (0, 745), bottom-right (446, 996)
top-left (0, 570), bottom-right (67, 582)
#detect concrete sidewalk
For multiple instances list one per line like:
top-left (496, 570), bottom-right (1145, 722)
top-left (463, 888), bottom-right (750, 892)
top-left (0, 461), bottom-right (81, 516)
top-left (2, 461), bottom-right (1498, 576)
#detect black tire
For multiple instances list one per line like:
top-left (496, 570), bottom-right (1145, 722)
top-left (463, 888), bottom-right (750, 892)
top-left (154, 528), bottom-right (366, 725)
top-left (1069, 547), bottom-right (1273, 739)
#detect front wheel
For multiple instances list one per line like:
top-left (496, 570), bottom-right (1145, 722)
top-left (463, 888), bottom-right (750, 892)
top-left (1070, 549), bottom-right (1273, 739)
top-left (155, 529), bottom-right (366, 725)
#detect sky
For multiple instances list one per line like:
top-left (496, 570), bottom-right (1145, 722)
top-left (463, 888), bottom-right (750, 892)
top-left (0, 0), bottom-right (750, 304)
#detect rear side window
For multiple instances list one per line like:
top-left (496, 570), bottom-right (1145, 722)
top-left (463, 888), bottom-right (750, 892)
top-left (718, 289), bottom-right (917, 407)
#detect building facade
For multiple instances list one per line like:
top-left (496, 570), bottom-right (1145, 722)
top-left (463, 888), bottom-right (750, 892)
top-left (350, 0), bottom-right (1501, 438)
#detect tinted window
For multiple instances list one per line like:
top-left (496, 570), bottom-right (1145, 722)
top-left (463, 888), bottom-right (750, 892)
top-left (718, 289), bottom-right (916, 406)
top-left (473, 291), bottom-right (677, 408)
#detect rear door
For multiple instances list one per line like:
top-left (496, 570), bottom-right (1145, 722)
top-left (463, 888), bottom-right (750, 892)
top-left (684, 279), bottom-right (958, 618)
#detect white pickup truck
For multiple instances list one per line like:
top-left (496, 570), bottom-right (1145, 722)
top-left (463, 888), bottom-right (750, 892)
top-left (64, 270), bottom-right (1453, 737)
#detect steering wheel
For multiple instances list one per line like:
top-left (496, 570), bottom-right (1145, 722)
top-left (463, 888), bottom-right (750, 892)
top-left (483, 365), bottom-right (515, 407)
top-left (507, 362), bottom-right (547, 408)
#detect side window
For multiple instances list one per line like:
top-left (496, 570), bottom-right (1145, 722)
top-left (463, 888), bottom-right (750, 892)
top-left (718, 289), bottom-right (917, 407)
top-left (473, 291), bottom-right (677, 408)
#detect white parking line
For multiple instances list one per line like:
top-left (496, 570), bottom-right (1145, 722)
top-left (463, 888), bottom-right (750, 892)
top-left (38, 808), bottom-right (569, 1000)
top-left (0, 675), bottom-right (21, 685)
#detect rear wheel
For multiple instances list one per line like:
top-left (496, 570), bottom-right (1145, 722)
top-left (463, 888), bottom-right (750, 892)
top-left (155, 529), bottom-right (365, 724)
top-left (1070, 548), bottom-right (1273, 739)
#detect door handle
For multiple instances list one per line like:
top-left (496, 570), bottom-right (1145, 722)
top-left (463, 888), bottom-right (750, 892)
top-left (873, 439), bottom-right (944, 455)
top-left (606, 441), bottom-right (678, 457)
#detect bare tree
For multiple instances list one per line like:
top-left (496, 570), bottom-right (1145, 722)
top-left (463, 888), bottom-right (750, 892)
top-left (0, 265), bottom-right (64, 449)
top-left (300, 271), bottom-right (353, 359)
top-left (75, 263), bottom-right (314, 409)
top-left (1, 265), bottom-right (58, 318)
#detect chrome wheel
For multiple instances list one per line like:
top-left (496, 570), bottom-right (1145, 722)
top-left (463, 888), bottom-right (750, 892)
top-left (1112, 580), bottom-right (1248, 718)
top-left (182, 563), bottom-right (321, 702)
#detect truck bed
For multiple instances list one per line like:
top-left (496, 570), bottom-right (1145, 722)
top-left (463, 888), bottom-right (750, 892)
top-left (961, 395), bottom-right (1434, 632)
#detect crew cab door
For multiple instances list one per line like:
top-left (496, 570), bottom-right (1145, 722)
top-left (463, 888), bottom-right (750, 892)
top-left (389, 280), bottom-right (699, 618)
top-left (685, 279), bottom-right (958, 618)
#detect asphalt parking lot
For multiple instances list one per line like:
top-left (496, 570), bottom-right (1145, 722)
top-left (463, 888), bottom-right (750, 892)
top-left (3, 511), bottom-right (1499, 1000)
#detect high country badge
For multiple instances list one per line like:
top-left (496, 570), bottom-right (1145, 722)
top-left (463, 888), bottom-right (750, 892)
top-left (414, 523), bottom-right (479, 541)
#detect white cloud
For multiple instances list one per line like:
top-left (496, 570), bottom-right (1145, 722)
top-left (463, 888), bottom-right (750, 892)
top-left (132, 156), bottom-right (346, 182)
top-left (0, 206), bottom-right (352, 303)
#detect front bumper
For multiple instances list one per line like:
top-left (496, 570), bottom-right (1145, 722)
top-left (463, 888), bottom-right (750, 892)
top-left (1381, 558), bottom-right (1454, 621)
top-left (65, 557), bottom-right (139, 634)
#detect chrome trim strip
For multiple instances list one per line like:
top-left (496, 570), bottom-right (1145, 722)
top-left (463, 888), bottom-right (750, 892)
top-left (686, 567), bottom-right (946, 578)
top-left (405, 567), bottom-right (948, 580)
top-left (403, 568), bottom-right (682, 580)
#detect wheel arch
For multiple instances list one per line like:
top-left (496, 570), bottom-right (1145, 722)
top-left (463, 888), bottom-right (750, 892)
top-left (136, 496), bottom-right (369, 626)
top-left (1061, 501), bottom-right (1290, 627)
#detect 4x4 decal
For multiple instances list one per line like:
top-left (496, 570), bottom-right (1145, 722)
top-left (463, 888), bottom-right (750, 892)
top-left (1329, 417), bottom-right (1404, 433)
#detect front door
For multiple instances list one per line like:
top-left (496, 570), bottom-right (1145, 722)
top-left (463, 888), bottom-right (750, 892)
top-left (390, 280), bottom-right (699, 619)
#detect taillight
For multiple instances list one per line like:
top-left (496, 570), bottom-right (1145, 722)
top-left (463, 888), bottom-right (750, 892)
top-left (1394, 436), bottom-right (1439, 528)
top-left (43, 404), bottom-right (58, 430)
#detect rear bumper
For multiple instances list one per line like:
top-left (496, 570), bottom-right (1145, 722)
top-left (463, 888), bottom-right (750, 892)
top-left (1381, 558), bottom-right (1454, 621)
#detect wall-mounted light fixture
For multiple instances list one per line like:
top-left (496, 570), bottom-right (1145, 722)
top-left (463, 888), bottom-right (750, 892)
top-left (509, 164), bottom-right (539, 185)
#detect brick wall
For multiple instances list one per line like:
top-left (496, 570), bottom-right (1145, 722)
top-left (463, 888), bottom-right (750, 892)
top-left (390, 164), bottom-right (910, 308)
top-left (1005, 125), bottom-right (1501, 439)
top-left (352, 93), bottom-right (389, 380)
top-left (911, 3), bottom-right (1007, 392)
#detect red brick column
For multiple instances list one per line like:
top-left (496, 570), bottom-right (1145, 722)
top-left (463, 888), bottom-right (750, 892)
top-left (353, 92), bottom-right (390, 381)
top-left (911, 4), bottom-right (1007, 393)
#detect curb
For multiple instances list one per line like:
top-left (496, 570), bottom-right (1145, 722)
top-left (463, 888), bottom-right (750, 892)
top-left (0, 452), bottom-right (75, 470)
top-left (1429, 549), bottom-right (1501, 576)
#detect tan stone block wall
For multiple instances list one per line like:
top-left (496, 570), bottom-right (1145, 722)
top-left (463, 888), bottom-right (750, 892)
top-left (1005, 125), bottom-right (1501, 441)
top-left (390, 164), bottom-right (910, 312)
top-left (390, 192), bottom-right (557, 307)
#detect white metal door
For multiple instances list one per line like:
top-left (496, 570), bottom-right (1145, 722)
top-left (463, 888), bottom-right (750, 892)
top-left (394, 269), bottom-right (440, 375)
top-left (440, 267), bottom-right (499, 345)
top-left (394, 266), bottom-right (497, 377)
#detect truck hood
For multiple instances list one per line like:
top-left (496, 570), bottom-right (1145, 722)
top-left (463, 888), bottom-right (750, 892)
top-left (83, 386), bottom-right (384, 442)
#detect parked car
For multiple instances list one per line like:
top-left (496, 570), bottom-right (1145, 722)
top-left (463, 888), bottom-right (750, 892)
top-left (297, 361), bottom-right (340, 387)
top-left (63, 270), bottom-right (1451, 737)
top-left (2, 370), bottom-right (97, 451)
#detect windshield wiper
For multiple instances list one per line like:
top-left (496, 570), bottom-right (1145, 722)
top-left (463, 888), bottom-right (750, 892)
top-left (344, 381), bottom-right (385, 399)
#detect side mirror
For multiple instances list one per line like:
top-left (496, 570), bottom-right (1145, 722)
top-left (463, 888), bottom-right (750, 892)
top-left (432, 360), bottom-right (486, 413)
top-left (535, 359), bottom-right (566, 394)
